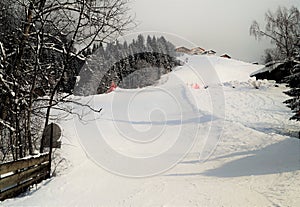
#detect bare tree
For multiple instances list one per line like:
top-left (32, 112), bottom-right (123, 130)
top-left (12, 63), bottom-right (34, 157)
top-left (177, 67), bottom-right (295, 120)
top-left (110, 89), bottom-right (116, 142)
top-left (0, 0), bottom-right (134, 160)
top-left (250, 6), bottom-right (300, 60)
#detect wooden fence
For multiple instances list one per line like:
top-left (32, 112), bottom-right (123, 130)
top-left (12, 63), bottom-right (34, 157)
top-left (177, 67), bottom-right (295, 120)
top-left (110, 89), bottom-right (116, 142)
top-left (0, 153), bottom-right (50, 201)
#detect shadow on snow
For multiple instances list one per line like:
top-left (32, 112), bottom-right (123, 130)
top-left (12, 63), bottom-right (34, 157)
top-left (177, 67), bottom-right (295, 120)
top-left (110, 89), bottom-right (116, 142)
top-left (166, 138), bottom-right (300, 177)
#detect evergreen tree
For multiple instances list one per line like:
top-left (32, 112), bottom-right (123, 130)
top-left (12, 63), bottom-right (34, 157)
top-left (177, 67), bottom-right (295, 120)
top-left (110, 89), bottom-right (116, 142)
top-left (151, 36), bottom-right (158, 52)
top-left (146, 35), bottom-right (153, 52)
top-left (77, 34), bottom-right (180, 95)
top-left (137, 34), bottom-right (146, 51)
top-left (250, 6), bottom-right (300, 128)
top-left (284, 43), bottom-right (300, 122)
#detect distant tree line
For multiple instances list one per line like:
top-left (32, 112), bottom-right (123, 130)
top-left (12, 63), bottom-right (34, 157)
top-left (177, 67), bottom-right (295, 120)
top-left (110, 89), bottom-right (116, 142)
top-left (76, 34), bottom-right (181, 95)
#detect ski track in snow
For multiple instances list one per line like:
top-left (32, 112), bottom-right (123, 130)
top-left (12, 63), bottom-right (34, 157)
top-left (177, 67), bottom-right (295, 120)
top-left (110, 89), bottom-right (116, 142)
top-left (2, 55), bottom-right (300, 207)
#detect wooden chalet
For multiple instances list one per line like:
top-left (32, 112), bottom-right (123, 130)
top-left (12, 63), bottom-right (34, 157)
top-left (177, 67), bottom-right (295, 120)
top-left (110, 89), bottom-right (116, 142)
top-left (190, 47), bottom-right (205, 55)
top-left (175, 47), bottom-right (191, 54)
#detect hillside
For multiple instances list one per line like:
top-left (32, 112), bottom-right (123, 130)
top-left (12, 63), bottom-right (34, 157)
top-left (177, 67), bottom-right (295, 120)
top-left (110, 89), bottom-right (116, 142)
top-left (3, 55), bottom-right (300, 207)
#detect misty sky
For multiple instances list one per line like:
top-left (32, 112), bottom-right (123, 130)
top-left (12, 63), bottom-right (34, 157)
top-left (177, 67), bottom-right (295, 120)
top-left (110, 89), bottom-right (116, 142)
top-left (130, 0), bottom-right (300, 62)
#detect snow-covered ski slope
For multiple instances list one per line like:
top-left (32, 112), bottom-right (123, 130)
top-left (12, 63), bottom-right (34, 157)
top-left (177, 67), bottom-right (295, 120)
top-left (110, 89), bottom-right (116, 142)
top-left (3, 55), bottom-right (300, 207)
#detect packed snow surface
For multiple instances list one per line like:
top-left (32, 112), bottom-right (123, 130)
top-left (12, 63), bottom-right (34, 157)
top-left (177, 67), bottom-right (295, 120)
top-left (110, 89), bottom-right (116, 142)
top-left (3, 55), bottom-right (300, 207)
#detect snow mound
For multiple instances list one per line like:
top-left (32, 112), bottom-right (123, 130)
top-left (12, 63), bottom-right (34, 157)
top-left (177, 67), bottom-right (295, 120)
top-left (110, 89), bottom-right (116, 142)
top-left (176, 55), bottom-right (264, 85)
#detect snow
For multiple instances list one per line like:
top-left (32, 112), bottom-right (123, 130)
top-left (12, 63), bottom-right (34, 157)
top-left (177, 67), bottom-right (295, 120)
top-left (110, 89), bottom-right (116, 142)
top-left (3, 55), bottom-right (300, 207)
top-left (0, 118), bottom-right (16, 132)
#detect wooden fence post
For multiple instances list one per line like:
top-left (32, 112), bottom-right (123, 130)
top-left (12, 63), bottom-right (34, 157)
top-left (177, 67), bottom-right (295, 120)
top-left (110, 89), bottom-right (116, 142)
top-left (47, 123), bottom-right (54, 178)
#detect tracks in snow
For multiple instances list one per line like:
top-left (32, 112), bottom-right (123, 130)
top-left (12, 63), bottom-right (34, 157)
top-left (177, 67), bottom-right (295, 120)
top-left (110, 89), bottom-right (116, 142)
top-left (224, 86), bottom-right (296, 138)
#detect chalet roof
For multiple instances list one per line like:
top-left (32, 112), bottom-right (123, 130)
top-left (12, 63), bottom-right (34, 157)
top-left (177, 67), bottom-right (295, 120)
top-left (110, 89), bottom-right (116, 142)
top-left (220, 54), bottom-right (231, 58)
top-left (175, 46), bottom-right (190, 51)
top-left (191, 47), bottom-right (205, 51)
top-left (202, 50), bottom-right (216, 55)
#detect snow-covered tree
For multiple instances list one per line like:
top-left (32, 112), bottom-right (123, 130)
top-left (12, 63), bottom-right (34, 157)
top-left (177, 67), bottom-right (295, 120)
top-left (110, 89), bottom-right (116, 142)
top-left (284, 43), bottom-right (300, 122)
top-left (250, 6), bottom-right (300, 126)
top-left (137, 34), bottom-right (146, 52)
top-left (250, 6), bottom-right (300, 61)
top-left (76, 34), bottom-right (180, 95)
top-left (0, 0), bottom-right (134, 160)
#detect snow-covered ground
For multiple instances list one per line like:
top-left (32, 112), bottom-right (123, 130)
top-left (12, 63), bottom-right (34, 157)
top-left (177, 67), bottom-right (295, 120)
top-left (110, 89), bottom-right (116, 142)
top-left (3, 55), bottom-right (300, 207)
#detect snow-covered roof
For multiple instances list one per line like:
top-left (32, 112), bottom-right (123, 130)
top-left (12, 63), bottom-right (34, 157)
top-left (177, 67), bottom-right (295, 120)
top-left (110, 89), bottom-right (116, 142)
top-left (220, 54), bottom-right (231, 58)
top-left (191, 47), bottom-right (205, 52)
top-left (250, 61), bottom-right (284, 77)
top-left (175, 46), bottom-right (190, 51)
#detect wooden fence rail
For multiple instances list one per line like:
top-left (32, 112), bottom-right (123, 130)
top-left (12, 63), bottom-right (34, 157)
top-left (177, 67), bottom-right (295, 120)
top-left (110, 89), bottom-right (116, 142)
top-left (0, 153), bottom-right (50, 201)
